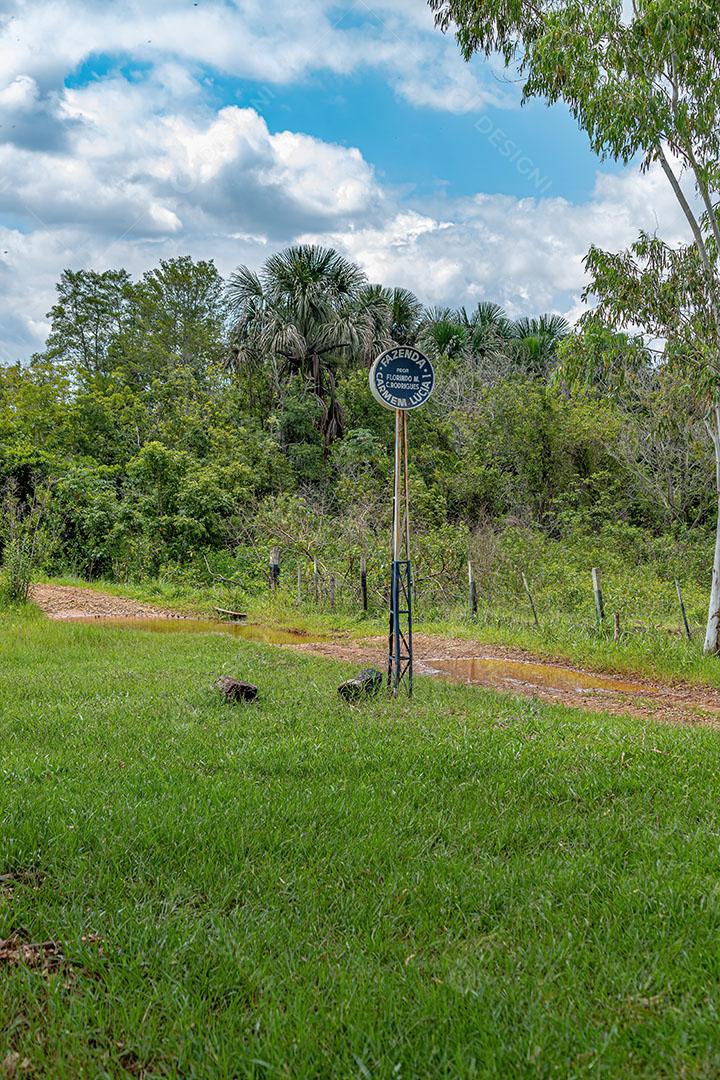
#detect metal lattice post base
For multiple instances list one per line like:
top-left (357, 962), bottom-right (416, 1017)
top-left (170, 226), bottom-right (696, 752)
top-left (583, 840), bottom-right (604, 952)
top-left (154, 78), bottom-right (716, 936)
top-left (388, 559), bottom-right (413, 696)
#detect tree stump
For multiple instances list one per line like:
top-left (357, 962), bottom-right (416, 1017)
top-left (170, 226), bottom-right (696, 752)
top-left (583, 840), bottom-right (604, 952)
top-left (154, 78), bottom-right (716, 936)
top-left (215, 676), bottom-right (258, 703)
top-left (338, 668), bottom-right (383, 702)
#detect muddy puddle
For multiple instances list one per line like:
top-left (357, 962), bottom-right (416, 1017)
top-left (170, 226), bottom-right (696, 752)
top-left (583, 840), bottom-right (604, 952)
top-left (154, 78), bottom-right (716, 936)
top-left (425, 656), bottom-right (657, 697)
top-left (72, 617), bottom-right (327, 646)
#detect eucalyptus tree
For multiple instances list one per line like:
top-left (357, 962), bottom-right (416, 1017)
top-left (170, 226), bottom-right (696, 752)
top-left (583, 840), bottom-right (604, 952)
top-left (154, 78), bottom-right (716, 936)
top-left (45, 269), bottom-right (134, 379)
top-left (226, 246), bottom-right (386, 447)
top-left (430, 0), bottom-right (720, 651)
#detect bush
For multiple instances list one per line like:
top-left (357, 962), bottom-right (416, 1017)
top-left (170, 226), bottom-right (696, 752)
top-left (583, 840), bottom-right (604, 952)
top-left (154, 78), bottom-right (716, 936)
top-left (1, 483), bottom-right (48, 604)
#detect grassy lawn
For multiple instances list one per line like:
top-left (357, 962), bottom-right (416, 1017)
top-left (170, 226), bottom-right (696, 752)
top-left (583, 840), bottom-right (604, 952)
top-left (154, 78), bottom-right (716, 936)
top-left (3, 608), bottom-right (720, 1077)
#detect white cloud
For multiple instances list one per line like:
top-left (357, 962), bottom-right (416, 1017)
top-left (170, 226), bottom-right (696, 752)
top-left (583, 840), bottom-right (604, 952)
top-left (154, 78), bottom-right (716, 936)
top-left (0, 73), bottom-right (38, 109)
top-left (0, 1), bottom-right (700, 360)
top-left (0, 0), bottom-right (502, 113)
top-left (0, 123), bottom-right (693, 363)
top-left (299, 168), bottom-right (691, 320)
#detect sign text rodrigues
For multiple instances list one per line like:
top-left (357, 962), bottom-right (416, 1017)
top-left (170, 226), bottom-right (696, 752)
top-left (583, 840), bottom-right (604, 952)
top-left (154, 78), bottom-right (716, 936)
top-left (369, 347), bottom-right (435, 411)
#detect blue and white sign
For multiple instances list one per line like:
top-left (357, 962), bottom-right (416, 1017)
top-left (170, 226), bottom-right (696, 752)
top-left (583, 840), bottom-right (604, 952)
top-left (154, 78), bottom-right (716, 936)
top-left (369, 347), bottom-right (435, 411)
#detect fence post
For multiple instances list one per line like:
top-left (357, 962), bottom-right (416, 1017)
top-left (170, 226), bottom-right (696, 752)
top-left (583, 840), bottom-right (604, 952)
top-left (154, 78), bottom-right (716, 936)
top-left (360, 554), bottom-right (368, 613)
top-left (521, 572), bottom-right (540, 628)
top-left (270, 547), bottom-right (280, 594)
top-left (329, 574), bottom-right (336, 612)
top-left (675, 578), bottom-right (692, 641)
top-left (613, 611), bottom-right (620, 642)
top-left (468, 560), bottom-right (478, 618)
top-left (313, 557), bottom-right (319, 604)
top-left (296, 563), bottom-right (302, 605)
top-left (592, 567), bottom-right (605, 624)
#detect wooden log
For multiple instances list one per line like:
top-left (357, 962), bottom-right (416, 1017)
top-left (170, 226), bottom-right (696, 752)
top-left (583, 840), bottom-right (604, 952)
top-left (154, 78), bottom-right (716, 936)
top-left (360, 554), bottom-right (368, 613)
top-left (468, 560), bottom-right (478, 617)
top-left (214, 607), bottom-right (247, 621)
top-left (214, 676), bottom-right (258, 703)
top-left (675, 578), bottom-right (692, 641)
top-left (269, 547), bottom-right (280, 593)
top-left (592, 567), bottom-right (605, 624)
top-left (521, 572), bottom-right (540, 628)
top-left (338, 668), bottom-right (383, 702)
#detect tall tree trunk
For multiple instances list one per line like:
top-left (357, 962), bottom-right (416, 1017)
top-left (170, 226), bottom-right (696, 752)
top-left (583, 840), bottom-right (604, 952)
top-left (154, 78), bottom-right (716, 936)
top-left (704, 404), bottom-right (720, 654)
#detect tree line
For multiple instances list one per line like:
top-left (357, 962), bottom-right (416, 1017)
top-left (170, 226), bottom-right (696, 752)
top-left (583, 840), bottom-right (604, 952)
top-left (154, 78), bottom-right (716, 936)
top-left (0, 244), bottom-right (714, 628)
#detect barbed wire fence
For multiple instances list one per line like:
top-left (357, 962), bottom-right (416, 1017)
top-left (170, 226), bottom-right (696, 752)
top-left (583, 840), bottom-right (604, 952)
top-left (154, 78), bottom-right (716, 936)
top-left (206, 544), bottom-right (703, 643)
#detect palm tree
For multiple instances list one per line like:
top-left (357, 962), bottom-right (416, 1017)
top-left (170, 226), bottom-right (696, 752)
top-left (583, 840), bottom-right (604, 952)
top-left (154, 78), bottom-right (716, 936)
top-left (418, 306), bottom-right (469, 361)
top-left (226, 246), bottom-right (385, 446)
top-left (387, 287), bottom-right (424, 345)
top-left (418, 302), bottom-right (517, 381)
top-left (354, 284), bottom-right (424, 349)
top-left (455, 301), bottom-right (516, 376)
top-left (509, 314), bottom-right (570, 378)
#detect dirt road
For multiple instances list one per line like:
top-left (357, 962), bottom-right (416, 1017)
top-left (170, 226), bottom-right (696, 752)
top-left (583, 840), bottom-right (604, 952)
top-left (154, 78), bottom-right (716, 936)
top-left (288, 635), bottom-right (720, 728)
top-left (29, 583), bottom-right (720, 728)
top-left (29, 583), bottom-right (191, 621)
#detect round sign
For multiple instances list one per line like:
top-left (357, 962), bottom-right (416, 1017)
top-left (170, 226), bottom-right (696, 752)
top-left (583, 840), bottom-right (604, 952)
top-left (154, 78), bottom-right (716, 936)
top-left (369, 347), bottom-right (434, 411)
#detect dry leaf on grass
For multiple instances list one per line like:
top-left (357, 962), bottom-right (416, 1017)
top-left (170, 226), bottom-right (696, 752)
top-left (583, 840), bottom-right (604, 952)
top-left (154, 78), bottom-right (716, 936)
top-left (0, 935), bottom-right (63, 973)
top-left (2, 1052), bottom-right (31, 1077)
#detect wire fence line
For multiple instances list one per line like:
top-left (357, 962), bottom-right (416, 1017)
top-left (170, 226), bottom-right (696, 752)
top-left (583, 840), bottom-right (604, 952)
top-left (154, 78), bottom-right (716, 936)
top-left (206, 547), bottom-right (703, 641)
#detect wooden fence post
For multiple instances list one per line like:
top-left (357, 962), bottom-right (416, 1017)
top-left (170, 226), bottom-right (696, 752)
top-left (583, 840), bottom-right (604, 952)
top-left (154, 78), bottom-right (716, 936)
top-left (313, 557), bottom-right (319, 604)
top-left (329, 574), bottom-right (336, 612)
top-left (296, 563), bottom-right (302, 605)
top-left (613, 612), bottom-right (620, 642)
top-left (360, 554), bottom-right (368, 613)
top-left (592, 567), bottom-right (605, 624)
top-left (269, 547), bottom-right (280, 594)
top-left (521, 572), bottom-right (540, 628)
top-left (675, 578), bottom-right (692, 641)
top-left (468, 560), bottom-right (478, 618)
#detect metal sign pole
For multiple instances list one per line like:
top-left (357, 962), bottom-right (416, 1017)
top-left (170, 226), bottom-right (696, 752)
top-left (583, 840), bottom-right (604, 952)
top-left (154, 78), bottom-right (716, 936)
top-left (388, 409), bottom-right (413, 696)
top-left (393, 409), bottom-right (401, 563)
top-left (403, 411), bottom-right (413, 696)
top-left (369, 346), bottom-right (434, 698)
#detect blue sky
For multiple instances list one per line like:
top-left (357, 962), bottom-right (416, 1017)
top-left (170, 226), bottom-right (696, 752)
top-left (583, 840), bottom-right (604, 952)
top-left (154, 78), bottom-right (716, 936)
top-left (66, 46), bottom-right (609, 205)
top-left (0, 0), bottom-right (685, 360)
top-left (227, 75), bottom-right (609, 202)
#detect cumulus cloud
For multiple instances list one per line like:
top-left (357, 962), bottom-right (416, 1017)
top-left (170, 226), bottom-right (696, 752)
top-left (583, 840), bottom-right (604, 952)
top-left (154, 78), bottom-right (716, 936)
top-left (0, 0), bottom-right (503, 113)
top-left (0, 65), bottom-right (390, 358)
top-left (299, 168), bottom-right (691, 319)
top-left (0, 0), bottom-right (699, 360)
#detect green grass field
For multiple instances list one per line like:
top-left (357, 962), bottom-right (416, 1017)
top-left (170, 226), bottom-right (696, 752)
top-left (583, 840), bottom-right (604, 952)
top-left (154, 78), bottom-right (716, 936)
top-left (3, 607), bottom-right (720, 1077)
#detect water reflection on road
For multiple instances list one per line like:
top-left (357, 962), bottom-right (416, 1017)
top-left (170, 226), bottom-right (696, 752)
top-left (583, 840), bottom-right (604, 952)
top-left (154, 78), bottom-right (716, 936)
top-left (424, 656), bottom-right (657, 696)
top-left (72, 616), bottom-right (327, 646)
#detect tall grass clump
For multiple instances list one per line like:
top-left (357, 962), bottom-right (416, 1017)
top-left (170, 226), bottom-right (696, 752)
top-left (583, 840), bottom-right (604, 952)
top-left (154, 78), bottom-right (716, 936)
top-left (0, 483), bottom-right (48, 604)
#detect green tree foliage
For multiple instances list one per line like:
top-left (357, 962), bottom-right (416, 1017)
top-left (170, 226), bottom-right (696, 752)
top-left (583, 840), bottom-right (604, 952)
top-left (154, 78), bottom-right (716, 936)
top-left (227, 245), bottom-right (392, 447)
top-left (45, 269), bottom-right (134, 378)
top-left (1, 244), bottom-right (701, 598)
top-left (1, 482), bottom-right (49, 602)
top-left (428, 0), bottom-right (720, 648)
